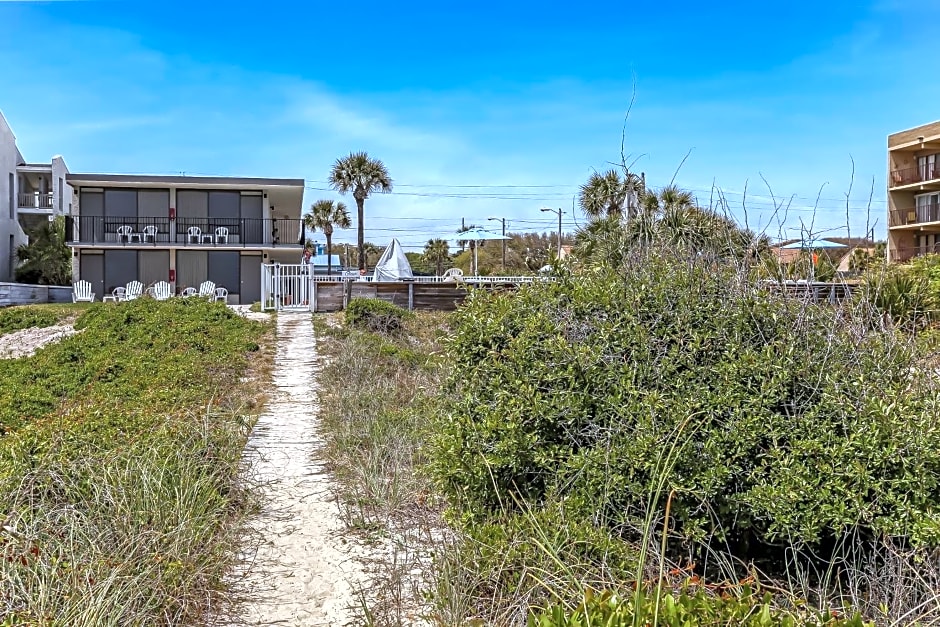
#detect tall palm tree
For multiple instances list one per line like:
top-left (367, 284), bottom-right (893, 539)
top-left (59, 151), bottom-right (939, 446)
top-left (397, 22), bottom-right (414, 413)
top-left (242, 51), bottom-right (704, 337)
top-left (328, 152), bottom-right (393, 271)
top-left (304, 199), bottom-right (351, 276)
top-left (423, 238), bottom-right (451, 276)
top-left (578, 169), bottom-right (644, 220)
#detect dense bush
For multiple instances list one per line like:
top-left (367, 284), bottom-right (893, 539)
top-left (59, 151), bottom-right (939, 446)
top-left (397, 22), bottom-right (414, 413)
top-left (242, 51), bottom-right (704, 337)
top-left (430, 251), bottom-right (940, 569)
top-left (345, 297), bottom-right (412, 333)
top-left (0, 306), bottom-right (59, 335)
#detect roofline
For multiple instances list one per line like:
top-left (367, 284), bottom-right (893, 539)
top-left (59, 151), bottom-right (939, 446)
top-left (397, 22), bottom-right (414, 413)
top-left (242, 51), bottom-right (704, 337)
top-left (66, 173), bottom-right (305, 187)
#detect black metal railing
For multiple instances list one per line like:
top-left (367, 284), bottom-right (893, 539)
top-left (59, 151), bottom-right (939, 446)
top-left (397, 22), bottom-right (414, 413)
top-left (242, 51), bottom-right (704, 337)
top-left (889, 202), bottom-right (940, 227)
top-left (66, 216), bottom-right (304, 247)
top-left (890, 162), bottom-right (940, 187)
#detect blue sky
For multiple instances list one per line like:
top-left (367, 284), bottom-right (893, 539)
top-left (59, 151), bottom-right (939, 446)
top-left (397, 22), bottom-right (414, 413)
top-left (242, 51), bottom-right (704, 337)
top-left (1, 0), bottom-right (938, 250)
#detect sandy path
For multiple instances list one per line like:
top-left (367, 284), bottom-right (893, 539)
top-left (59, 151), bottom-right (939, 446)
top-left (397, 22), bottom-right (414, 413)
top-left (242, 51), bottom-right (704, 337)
top-left (237, 313), bottom-right (368, 626)
top-left (0, 324), bottom-right (78, 359)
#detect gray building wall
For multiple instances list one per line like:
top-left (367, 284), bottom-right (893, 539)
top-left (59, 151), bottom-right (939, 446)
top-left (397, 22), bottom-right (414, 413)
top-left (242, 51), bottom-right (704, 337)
top-left (0, 111), bottom-right (29, 282)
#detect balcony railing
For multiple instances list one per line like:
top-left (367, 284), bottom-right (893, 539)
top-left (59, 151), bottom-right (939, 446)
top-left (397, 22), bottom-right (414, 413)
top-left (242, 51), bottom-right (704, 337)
top-left (890, 164), bottom-right (940, 187)
top-left (889, 202), bottom-right (940, 227)
top-left (66, 216), bottom-right (304, 247)
top-left (18, 192), bottom-right (54, 210)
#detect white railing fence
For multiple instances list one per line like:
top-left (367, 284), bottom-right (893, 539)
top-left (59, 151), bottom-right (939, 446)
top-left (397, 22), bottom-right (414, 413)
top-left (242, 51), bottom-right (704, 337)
top-left (261, 264), bottom-right (544, 312)
top-left (18, 192), bottom-right (53, 209)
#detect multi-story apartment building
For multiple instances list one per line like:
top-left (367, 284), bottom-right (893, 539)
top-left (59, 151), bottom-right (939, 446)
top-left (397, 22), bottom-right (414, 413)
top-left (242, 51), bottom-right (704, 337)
top-left (887, 120), bottom-right (940, 261)
top-left (66, 173), bottom-right (305, 304)
top-left (0, 110), bottom-right (71, 281)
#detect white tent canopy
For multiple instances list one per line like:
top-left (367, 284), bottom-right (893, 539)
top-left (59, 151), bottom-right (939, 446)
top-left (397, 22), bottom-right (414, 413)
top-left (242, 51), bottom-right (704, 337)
top-left (372, 238), bottom-right (414, 281)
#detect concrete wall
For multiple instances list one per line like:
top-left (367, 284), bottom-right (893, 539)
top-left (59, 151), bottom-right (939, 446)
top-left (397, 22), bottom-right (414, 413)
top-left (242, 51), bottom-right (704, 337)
top-left (0, 112), bottom-right (29, 282)
top-left (0, 282), bottom-right (73, 307)
top-left (888, 121), bottom-right (940, 149)
top-left (51, 155), bottom-right (71, 218)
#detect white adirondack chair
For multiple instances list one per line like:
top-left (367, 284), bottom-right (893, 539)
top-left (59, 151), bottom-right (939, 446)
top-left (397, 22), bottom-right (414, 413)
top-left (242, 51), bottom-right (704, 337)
top-left (198, 280), bottom-right (216, 298)
top-left (72, 280), bottom-right (95, 303)
top-left (123, 280), bottom-right (144, 301)
top-left (152, 281), bottom-right (173, 301)
top-left (442, 267), bottom-right (464, 282)
top-left (213, 287), bottom-right (228, 303)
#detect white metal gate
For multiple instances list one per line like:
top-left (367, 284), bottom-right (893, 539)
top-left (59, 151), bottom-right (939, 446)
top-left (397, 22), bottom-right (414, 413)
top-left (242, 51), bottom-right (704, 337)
top-left (261, 263), bottom-right (312, 312)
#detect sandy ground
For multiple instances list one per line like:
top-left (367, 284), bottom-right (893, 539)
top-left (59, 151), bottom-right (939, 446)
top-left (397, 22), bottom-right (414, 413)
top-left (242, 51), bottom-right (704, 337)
top-left (0, 324), bottom-right (78, 359)
top-left (235, 313), bottom-right (369, 626)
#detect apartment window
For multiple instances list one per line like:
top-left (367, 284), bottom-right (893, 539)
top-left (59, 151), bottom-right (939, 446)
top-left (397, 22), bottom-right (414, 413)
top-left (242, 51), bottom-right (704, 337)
top-left (916, 193), bottom-right (940, 223)
top-left (58, 178), bottom-right (63, 212)
top-left (918, 154), bottom-right (938, 182)
top-left (8, 173), bottom-right (12, 219)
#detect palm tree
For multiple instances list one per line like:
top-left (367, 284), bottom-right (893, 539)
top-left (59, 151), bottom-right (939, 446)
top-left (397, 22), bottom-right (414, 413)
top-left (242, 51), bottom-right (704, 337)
top-left (423, 238), bottom-right (451, 276)
top-left (15, 216), bottom-right (71, 285)
top-left (304, 200), bottom-right (351, 276)
top-left (578, 169), bottom-right (644, 220)
top-left (328, 152), bottom-right (393, 271)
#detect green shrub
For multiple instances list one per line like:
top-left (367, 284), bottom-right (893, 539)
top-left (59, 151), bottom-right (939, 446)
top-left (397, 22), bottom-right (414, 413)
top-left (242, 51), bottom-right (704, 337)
top-left (345, 297), bottom-right (412, 333)
top-left (429, 251), bottom-right (940, 571)
top-left (858, 263), bottom-right (937, 327)
top-left (530, 586), bottom-right (869, 627)
top-left (0, 306), bottom-right (59, 335)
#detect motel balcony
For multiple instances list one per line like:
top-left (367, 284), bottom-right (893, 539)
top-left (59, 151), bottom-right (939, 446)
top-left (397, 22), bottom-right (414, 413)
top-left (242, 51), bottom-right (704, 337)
top-left (889, 202), bottom-right (940, 228)
top-left (66, 216), bottom-right (305, 248)
top-left (890, 164), bottom-right (940, 188)
top-left (18, 191), bottom-right (54, 210)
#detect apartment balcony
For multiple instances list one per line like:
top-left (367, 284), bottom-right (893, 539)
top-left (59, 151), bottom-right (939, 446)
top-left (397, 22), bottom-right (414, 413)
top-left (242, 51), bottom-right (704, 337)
top-left (889, 202), bottom-right (940, 228)
top-left (890, 164), bottom-right (940, 188)
top-left (17, 192), bottom-right (54, 211)
top-left (66, 216), bottom-right (304, 248)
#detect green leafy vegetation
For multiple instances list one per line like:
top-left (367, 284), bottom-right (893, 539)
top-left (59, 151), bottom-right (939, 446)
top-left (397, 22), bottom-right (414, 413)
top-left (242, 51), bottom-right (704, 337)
top-left (0, 298), bottom-right (268, 625)
top-left (14, 216), bottom-right (72, 286)
top-left (344, 297), bottom-right (413, 334)
top-left (0, 306), bottom-right (60, 335)
top-left (530, 587), bottom-right (868, 627)
top-left (432, 252), bottom-right (940, 559)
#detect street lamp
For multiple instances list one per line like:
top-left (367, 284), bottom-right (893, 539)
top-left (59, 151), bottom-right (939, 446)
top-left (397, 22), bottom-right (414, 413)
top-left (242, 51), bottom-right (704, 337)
top-left (540, 207), bottom-right (563, 260)
top-left (487, 217), bottom-right (507, 271)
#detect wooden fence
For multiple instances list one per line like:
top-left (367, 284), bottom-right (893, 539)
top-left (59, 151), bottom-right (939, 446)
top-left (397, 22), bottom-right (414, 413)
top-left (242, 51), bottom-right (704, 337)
top-left (309, 280), bottom-right (523, 312)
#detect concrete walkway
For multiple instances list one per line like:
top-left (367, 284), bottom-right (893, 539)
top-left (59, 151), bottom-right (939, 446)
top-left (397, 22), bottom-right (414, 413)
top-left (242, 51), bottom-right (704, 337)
top-left (237, 313), bottom-right (366, 626)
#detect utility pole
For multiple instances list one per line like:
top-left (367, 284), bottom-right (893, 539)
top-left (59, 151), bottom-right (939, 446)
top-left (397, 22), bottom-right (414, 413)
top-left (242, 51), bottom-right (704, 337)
top-left (488, 216), bottom-right (507, 271)
top-left (540, 207), bottom-right (563, 260)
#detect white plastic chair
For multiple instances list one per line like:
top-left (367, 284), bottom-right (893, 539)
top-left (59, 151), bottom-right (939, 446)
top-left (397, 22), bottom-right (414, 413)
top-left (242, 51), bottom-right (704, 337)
top-left (198, 280), bottom-right (216, 298)
top-left (152, 281), bottom-right (173, 301)
top-left (117, 225), bottom-right (136, 243)
top-left (180, 287), bottom-right (197, 298)
top-left (214, 226), bottom-right (229, 244)
top-left (213, 287), bottom-right (228, 303)
top-left (141, 225), bottom-right (158, 243)
top-left (187, 226), bottom-right (202, 244)
top-left (72, 280), bottom-right (95, 303)
top-left (103, 286), bottom-right (125, 303)
top-left (123, 280), bottom-right (143, 301)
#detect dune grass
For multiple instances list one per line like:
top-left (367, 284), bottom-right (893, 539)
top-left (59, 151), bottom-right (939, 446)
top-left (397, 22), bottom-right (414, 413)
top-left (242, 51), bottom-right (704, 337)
top-left (0, 299), bottom-right (271, 625)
